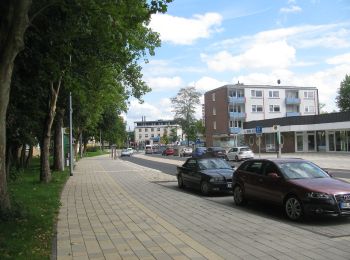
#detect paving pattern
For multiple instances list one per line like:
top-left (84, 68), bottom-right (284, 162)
top-left (56, 155), bottom-right (350, 259)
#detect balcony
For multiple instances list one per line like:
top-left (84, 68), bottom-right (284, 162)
top-left (229, 96), bottom-right (245, 104)
top-left (229, 112), bottom-right (246, 119)
top-left (286, 112), bottom-right (301, 117)
top-left (229, 127), bottom-right (242, 134)
top-left (285, 97), bottom-right (301, 105)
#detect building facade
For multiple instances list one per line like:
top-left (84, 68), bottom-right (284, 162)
top-left (204, 84), bottom-right (319, 148)
top-left (134, 119), bottom-right (182, 148)
top-left (243, 111), bottom-right (350, 153)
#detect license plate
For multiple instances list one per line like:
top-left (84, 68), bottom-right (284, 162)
top-left (340, 202), bottom-right (350, 209)
top-left (227, 183), bottom-right (232, 188)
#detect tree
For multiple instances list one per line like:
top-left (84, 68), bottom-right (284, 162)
top-left (171, 86), bottom-right (201, 145)
top-left (336, 74), bottom-right (350, 112)
top-left (0, 0), bottom-right (32, 214)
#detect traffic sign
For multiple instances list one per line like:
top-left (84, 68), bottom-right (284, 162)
top-left (255, 126), bottom-right (262, 134)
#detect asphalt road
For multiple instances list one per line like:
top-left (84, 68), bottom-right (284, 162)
top-left (122, 153), bottom-right (350, 179)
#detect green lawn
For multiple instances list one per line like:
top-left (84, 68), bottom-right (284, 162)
top-left (0, 159), bottom-right (69, 259)
top-left (83, 149), bottom-right (109, 157)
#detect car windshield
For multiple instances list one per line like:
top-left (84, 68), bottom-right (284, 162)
top-left (277, 161), bottom-right (330, 179)
top-left (198, 158), bottom-right (231, 170)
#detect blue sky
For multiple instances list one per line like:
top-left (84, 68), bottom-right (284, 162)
top-left (124, 0), bottom-right (350, 129)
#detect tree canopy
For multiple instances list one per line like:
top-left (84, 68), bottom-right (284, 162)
top-left (336, 74), bottom-right (350, 112)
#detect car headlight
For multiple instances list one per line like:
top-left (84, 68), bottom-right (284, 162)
top-left (307, 192), bottom-right (331, 199)
top-left (209, 176), bottom-right (225, 182)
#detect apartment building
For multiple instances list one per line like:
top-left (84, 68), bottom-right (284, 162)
top-left (204, 83), bottom-right (319, 147)
top-left (134, 118), bottom-right (182, 148)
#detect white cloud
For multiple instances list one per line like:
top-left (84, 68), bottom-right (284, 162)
top-left (149, 13), bottom-right (223, 45)
top-left (280, 5), bottom-right (302, 13)
top-left (202, 41), bottom-right (296, 71)
top-left (145, 76), bottom-right (183, 91)
top-left (189, 76), bottom-right (228, 93)
top-left (326, 53), bottom-right (350, 65)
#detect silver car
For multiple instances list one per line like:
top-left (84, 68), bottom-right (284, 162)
top-left (227, 146), bottom-right (254, 161)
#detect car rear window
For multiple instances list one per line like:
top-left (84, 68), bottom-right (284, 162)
top-left (240, 148), bottom-right (251, 151)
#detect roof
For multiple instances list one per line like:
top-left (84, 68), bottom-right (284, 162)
top-left (205, 84), bottom-right (317, 94)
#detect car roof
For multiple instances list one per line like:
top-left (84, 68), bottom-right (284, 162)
top-left (244, 158), bottom-right (306, 163)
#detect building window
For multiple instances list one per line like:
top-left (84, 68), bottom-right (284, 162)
top-left (151, 134), bottom-right (154, 138)
top-left (304, 106), bottom-right (315, 113)
top-left (269, 105), bottom-right (280, 112)
top-left (269, 90), bottom-right (279, 98)
top-left (145, 134), bottom-right (148, 138)
top-left (213, 121), bottom-right (216, 130)
top-left (252, 105), bottom-right (263, 112)
top-left (138, 129), bottom-right (142, 132)
top-left (157, 128), bottom-right (160, 131)
top-left (151, 128), bottom-right (154, 132)
top-left (230, 120), bottom-right (242, 128)
top-left (304, 91), bottom-right (314, 99)
top-left (139, 134), bottom-right (142, 139)
top-left (212, 93), bottom-right (216, 101)
top-left (145, 128), bottom-right (148, 132)
top-left (213, 107), bottom-right (216, 115)
top-left (251, 90), bottom-right (263, 98)
top-left (158, 134), bottom-right (161, 137)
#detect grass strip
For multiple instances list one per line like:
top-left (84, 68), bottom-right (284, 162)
top-left (0, 159), bottom-right (69, 259)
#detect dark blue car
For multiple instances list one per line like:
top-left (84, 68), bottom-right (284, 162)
top-left (192, 147), bottom-right (207, 158)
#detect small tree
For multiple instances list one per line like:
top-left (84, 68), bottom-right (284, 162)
top-left (336, 74), bottom-right (350, 112)
top-left (171, 86), bottom-right (201, 146)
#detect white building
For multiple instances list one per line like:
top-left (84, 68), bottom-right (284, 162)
top-left (134, 118), bottom-right (183, 147)
top-left (205, 84), bottom-right (319, 147)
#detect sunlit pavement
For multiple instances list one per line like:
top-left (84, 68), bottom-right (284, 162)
top-left (56, 154), bottom-right (350, 259)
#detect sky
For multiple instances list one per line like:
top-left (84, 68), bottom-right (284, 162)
top-left (124, 0), bottom-right (350, 130)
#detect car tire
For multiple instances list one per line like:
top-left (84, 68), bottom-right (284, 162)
top-left (284, 196), bottom-right (304, 221)
top-left (200, 181), bottom-right (210, 195)
top-left (233, 185), bottom-right (247, 206)
top-left (235, 155), bottom-right (239, 161)
top-left (177, 174), bottom-right (184, 188)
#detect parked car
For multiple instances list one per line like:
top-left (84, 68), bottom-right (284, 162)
top-left (232, 158), bottom-right (350, 221)
top-left (192, 147), bottom-right (207, 158)
top-left (177, 157), bottom-right (234, 195)
top-left (121, 149), bottom-right (132, 157)
top-left (127, 148), bottom-right (134, 154)
top-left (162, 147), bottom-right (175, 156)
top-left (227, 146), bottom-right (254, 161)
top-left (180, 147), bottom-right (193, 157)
top-left (204, 147), bottom-right (228, 160)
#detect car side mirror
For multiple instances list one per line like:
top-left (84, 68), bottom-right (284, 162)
top-left (267, 172), bottom-right (280, 178)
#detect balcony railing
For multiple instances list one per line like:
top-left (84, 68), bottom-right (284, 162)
top-left (229, 127), bottom-right (242, 134)
top-left (229, 112), bottom-right (246, 119)
top-left (286, 112), bottom-right (301, 117)
top-left (229, 96), bottom-right (245, 104)
top-left (285, 97), bottom-right (301, 105)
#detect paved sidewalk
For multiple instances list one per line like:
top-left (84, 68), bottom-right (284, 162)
top-left (56, 155), bottom-right (350, 259)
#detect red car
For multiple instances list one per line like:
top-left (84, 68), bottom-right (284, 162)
top-left (162, 148), bottom-right (174, 156)
top-left (233, 158), bottom-right (350, 221)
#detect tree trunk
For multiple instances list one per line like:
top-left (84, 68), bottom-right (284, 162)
top-left (0, 0), bottom-right (32, 214)
top-left (40, 79), bottom-right (61, 183)
top-left (25, 144), bottom-right (33, 168)
top-left (53, 108), bottom-right (64, 171)
top-left (19, 144), bottom-right (26, 168)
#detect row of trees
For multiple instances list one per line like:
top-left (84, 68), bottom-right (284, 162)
top-left (0, 0), bottom-right (172, 215)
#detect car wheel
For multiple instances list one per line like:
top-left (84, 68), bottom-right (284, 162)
top-left (200, 181), bottom-right (210, 195)
top-left (284, 196), bottom-right (303, 221)
top-left (235, 155), bottom-right (239, 161)
top-left (177, 174), bottom-right (184, 188)
top-left (233, 185), bottom-right (247, 206)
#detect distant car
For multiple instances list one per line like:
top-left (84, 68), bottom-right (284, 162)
top-left (121, 149), bottom-right (132, 157)
top-left (162, 147), bottom-right (175, 156)
top-left (204, 147), bottom-right (228, 160)
top-left (232, 158), bottom-right (350, 221)
top-left (177, 157), bottom-right (234, 195)
top-left (192, 147), bottom-right (207, 158)
top-left (127, 148), bottom-right (134, 154)
top-left (180, 147), bottom-right (193, 157)
top-left (227, 146), bottom-right (254, 161)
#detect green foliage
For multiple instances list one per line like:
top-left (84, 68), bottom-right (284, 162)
top-left (171, 86), bottom-right (201, 141)
top-left (0, 158), bottom-right (68, 259)
top-left (336, 74), bottom-right (350, 111)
